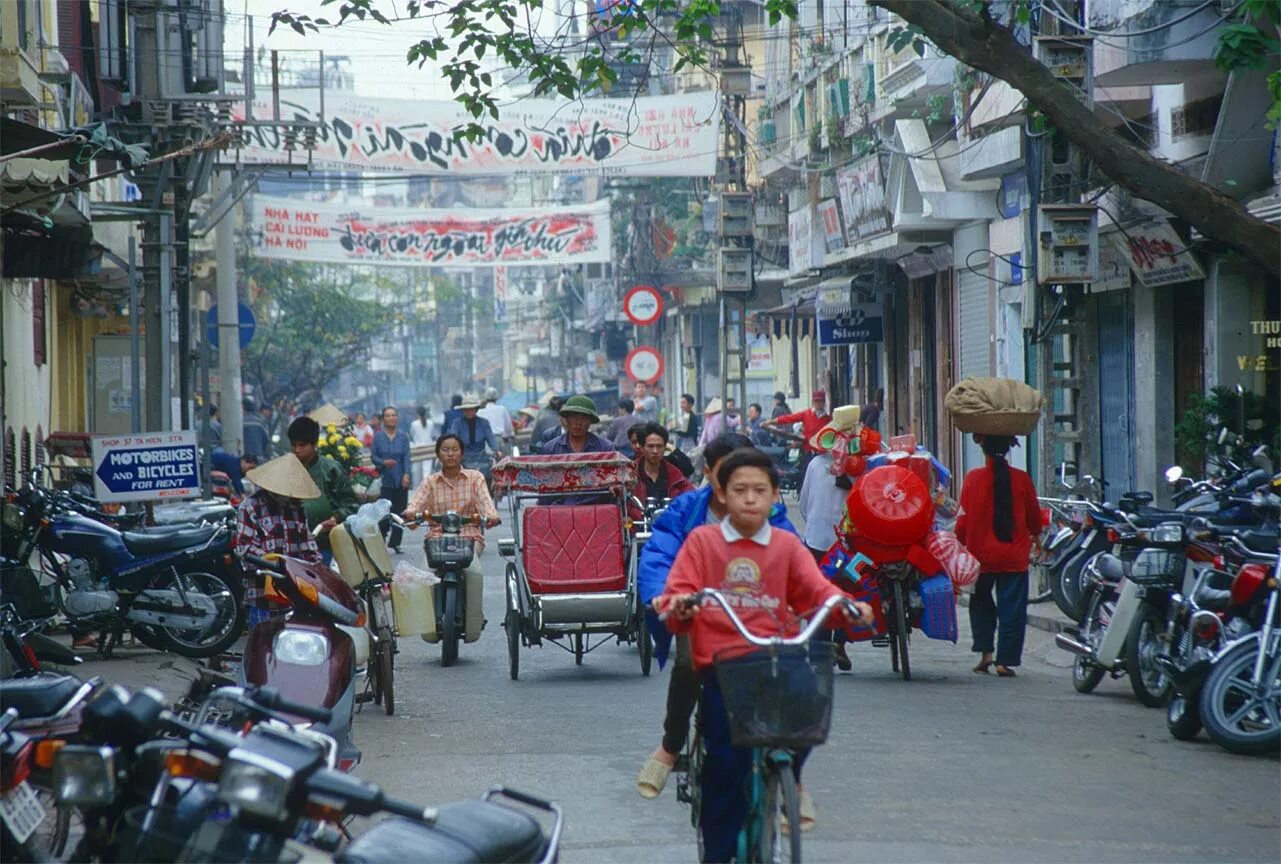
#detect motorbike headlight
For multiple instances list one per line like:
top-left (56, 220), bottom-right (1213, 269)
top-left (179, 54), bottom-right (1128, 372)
top-left (217, 751), bottom-right (293, 818)
top-left (53, 745), bottom-right (115, 805)
top-left (1150, 523), bottom-right (1185, 544)
top-left (272, 630), bottom-right (329, 666)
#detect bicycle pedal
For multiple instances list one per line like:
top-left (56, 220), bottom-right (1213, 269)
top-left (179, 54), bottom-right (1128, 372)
top-left (676, 779), bottom-right (692, 804)
top-left (674, 754), bottom-right (689, 773)
top-left (871, 636), bottom-right (890, 647)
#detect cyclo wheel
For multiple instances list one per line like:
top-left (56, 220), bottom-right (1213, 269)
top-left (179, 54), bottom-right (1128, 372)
top-left (441, 583), bottom-right (459, 668)
top-left (378, 625), bottom-right (395, 716)
top-left (757, 760), bottom-right (802, 863)
top-left (505, 565), bottom-right (520, 681)
top-left (893, 579), bottom-right (911, 682)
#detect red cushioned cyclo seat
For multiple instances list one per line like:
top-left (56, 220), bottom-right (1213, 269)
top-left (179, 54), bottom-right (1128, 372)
top-left (521, 505), bottom-right (627, 595)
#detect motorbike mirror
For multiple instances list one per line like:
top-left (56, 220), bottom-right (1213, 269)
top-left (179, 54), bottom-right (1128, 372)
top-left (1164, 465), bottom-right (1184, 484)
top-left (1218, 427), bottom-right (1230, 445)
top-left (1251, 445), bottom-right (1272, 471)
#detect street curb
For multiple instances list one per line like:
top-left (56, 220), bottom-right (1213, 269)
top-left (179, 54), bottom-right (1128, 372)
top-left (957, 593), bottom-right (1072, 635)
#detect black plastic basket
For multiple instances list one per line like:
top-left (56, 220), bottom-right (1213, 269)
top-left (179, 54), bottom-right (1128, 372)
top-left (0, 566), bottom-right (57, 619)
top-left (121, 806), bottom-right (302, 864)
top-left (713, 641), bottom-right (835, 749)
top-left (426, 535), bottom-right (475, 570)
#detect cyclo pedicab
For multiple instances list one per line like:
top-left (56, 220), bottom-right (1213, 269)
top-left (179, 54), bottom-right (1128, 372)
top-left (493, 453), bottom-right (653, 679)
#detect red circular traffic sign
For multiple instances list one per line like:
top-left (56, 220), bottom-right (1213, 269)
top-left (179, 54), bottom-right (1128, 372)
top-left (624, 346), bottom-right (664, 383)
top-left (623, 284), bottom-right (663, 327)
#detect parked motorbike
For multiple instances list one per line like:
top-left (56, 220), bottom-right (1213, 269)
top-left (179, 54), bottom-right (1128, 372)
top-left (418, 513), bottom-right (483, 668)
top-left (6, 472), bottom-right (244, 658)
top-left (239, 553), bottom-right (364, 770)
top-left (52, 685), bottom-right (564, 863)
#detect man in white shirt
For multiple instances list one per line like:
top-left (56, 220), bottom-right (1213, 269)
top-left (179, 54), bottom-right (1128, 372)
top-left (409, 405), bottom-right (436, 484)
top-left (478, 387), bottom-right (516, 449)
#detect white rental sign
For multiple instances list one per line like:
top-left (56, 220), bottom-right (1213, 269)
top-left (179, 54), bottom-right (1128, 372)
top-left (232, 91), bottom-right (720, 177)
top-left (91, 431), bottom-right (201, 503)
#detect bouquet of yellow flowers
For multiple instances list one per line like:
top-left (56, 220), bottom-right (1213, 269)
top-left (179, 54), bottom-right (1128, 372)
top-left (316, 421), bottom-right (365, 473)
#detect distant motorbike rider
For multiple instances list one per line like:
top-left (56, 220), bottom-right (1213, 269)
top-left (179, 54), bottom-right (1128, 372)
top-left (445, 394), bottom-right (502, 473)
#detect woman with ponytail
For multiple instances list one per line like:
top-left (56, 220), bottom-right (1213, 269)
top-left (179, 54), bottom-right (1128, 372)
top-left (956, 434), bottom-right (1042, 677)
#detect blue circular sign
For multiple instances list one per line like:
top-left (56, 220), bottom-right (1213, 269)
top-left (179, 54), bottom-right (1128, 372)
top-left (206, 303), bottom-right (256, 349)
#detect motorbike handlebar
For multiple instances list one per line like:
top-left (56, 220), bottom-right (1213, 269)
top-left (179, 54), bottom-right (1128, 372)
top-left (243, 553), bottom-right (282, 572)
top-left (251, 686), bottom-right (333, 725)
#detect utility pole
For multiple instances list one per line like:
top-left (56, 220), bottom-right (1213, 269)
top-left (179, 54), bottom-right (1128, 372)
top-left (716, 9), bottom-right (752, 417)
top-left (215, 173), bottom-right (244, 454)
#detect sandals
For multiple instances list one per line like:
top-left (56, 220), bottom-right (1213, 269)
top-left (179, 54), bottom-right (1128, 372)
top-left (972, 660), bottom-right (992, 674)
top-left (996, 666), bottom-right (1017, 677)
top-left (781, 788), bottom-right (817, 834)
top-left (636, 755), bottom-right (674, 799)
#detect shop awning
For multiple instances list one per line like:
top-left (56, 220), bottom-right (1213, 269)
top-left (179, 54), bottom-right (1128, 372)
top-left (0, 118), bottom-right (147, 167)
top-left (760, 292), bottom-right (816, 341)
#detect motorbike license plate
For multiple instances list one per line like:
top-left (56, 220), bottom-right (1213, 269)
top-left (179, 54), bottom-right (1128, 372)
top-left (0, 781), bottom-right (45, 845)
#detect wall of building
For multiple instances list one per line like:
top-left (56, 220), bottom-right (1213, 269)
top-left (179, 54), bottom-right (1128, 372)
top-left (1, 279), bottom-right (53, 457)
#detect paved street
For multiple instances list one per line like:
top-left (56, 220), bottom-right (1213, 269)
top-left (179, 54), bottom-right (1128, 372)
top-left (72, 520), bottom-right (1279, 863)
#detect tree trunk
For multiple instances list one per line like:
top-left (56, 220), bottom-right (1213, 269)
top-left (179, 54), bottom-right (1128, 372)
top-left (871, 0), bottom-right (1280, 278)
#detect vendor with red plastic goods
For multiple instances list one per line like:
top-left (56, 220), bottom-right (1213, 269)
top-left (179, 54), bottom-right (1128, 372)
top-left (762, 390), bottom-right (830, 472)
top-left (654, 448), bottom-right (871, 862)
top-left (956, 434), bottom-right (1042, 677)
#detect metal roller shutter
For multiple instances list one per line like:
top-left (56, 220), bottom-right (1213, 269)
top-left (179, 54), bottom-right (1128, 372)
top-left (957, 258), bottom-right (991, 380)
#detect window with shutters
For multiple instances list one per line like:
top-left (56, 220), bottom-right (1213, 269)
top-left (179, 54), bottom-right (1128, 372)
top-left (20, 428), bottom-right (32, 478)
top-left (33, 281), bottom-right (46, 366)
top-left (3, 428), bottom-right (14, 488)
top-left (35, 425), bottom-right (44, 467)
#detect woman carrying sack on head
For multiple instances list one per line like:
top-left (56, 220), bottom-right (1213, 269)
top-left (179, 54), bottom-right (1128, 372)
top-left (956, 434), bottom-right (1042, 677)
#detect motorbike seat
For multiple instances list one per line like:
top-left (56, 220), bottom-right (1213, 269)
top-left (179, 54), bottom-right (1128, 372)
top-left (335, 801), bottom-right (545, 864)
top-left (121, 524), bottom-right (217, 555)
top-left (1130, 506), bottom-right (1190, 527)
top-left (1193, 586), bottom-right (1232, 612)
top-left (1120, 491), bottom-right (1154, 507)
top-left (1239, 528), bottom-right (1280, 555)
top-left (0, 672), bottom-right (82, 720)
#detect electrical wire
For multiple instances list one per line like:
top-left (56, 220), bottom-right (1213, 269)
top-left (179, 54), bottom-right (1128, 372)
top-left (1038, 0), bottom-right (1233, 44)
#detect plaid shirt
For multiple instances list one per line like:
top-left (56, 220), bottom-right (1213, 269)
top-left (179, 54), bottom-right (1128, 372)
top-left (233, 492), bottom-right (321, 608)
top-left (407, 468), bottom-right (498, 550)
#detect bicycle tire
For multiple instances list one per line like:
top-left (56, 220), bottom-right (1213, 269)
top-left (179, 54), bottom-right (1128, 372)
top-left (378, 625), bottom-right (395, 716)
top-left (893, 580), bottom-right (911, 682)
top-left (758, 762), bottom-right (802, 863)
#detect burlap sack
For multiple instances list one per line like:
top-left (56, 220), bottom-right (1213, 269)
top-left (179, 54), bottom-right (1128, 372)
top-left (944, 377), bottom-right (1045, 436)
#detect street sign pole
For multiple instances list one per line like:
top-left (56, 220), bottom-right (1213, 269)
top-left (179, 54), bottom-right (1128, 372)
top-left (215, 172), bottom-right (245, 456)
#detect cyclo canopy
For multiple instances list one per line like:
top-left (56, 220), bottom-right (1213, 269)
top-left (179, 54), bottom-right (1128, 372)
top-left (493, 453), bottom-right (636, 494)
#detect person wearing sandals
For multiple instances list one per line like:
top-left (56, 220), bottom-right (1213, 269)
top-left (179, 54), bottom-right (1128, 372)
top-left (957, 434), bottom-right (1042, 677)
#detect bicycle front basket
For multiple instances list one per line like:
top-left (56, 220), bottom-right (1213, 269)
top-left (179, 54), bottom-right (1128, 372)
top-left (712, 641), bottom-right (834, 749)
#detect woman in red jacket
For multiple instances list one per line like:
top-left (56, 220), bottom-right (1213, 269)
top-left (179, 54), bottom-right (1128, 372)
top-left (956, 434), bottom-right (1042, 677)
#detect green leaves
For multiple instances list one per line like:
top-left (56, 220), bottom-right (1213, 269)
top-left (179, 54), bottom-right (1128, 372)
top-left (1214, 22), bottom-right (1281, 72)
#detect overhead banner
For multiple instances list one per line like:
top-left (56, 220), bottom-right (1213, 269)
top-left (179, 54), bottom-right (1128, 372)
top-left (250, 196), bottom-right (611, 268)
top-left (232, 91), bottom-right (719, 176)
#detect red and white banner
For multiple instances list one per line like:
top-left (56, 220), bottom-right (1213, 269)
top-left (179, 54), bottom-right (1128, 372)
top-left (250, 196), bottom-right (611, 268)
top-left (232, 91), bottom-right (719, 177)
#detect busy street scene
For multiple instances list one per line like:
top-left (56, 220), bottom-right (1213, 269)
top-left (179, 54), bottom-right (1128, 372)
top-left (1, 0), bottom-right (1279, 862)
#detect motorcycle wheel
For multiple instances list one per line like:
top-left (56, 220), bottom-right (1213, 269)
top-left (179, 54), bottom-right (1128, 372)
top-left (893, 580), bottom-right (911, 682)
top-left (1073, 593), bottom-right (1106, 694)
top-left (156, 569), bottom-right (244, 658)
top-left (1199, 640), bottom-right (1281, 755)
top-left (1126, 605), bottom-right (1172, 707)
top-left (1053, 552), bottom-right (1087, 620)
top-left (1167, 692), bottom-right (1203, 740)
top-left (441, 584), bottom-right (459, 668)
top-left (377, 625), bottom-right (395, 716)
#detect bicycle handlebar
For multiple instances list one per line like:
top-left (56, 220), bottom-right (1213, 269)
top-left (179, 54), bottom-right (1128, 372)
top-left (659, 588), bottom-right (864, 647)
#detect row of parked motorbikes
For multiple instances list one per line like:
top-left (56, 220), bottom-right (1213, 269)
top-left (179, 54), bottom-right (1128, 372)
top-left (1038, 434), bottom-right (1280, 755)
top-left (0, 468), bottom-right (564, 862)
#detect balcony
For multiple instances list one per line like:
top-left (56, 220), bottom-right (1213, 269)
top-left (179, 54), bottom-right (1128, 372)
top-left (959, 125), bottom-right (1024, 180)
top-left (1091, 1), bottom-right (1222, 88)
top-left (0, 46), bottom-right (40, 106)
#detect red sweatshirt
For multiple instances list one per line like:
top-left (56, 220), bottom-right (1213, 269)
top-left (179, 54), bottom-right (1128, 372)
top-left (661, 523), bottom-right (846, 670)
top-left (955, 459), bottom-right (1041, 573)
top-left (774, 408), bottom-right (830, 453)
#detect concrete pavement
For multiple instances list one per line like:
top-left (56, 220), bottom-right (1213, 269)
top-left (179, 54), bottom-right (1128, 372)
top-left (65, 521), bottom-right (1279, 863)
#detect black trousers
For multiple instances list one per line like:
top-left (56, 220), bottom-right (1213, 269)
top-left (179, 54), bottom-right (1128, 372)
top-left (380, 485), bottom-right (408, 550)
top-left (662, 635), bottom-right (700, 755)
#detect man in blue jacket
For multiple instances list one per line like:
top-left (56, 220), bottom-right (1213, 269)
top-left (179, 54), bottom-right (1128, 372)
top-left (636, 433), bottom-right (798, 800)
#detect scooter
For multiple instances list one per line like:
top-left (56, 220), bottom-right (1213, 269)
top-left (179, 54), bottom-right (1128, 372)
top-left (418, 513), bottom-right (484, 668)
top-left (239, 553), bottom-right (364, 770)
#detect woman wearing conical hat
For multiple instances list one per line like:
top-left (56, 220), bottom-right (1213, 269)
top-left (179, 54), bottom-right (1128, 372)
top-left (232, 454), bottom-right (323, 627)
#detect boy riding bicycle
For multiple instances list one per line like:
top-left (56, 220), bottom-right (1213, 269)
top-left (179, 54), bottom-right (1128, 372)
top-left (654, 449), bottom-right (871, 862)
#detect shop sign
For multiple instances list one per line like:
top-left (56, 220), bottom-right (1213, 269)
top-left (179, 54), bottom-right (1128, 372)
top-left (817, 199), bottom-right (845, 254)
top-left (835, 154), bottom-right (892, 244)
top-left (746, 334), bottom-right (773, 376)
top-left (92, 431), bottom-right (200, 503)
top-left (1114, 220), bottom-right (1205, 288)
top-left (816, 285), bottom-right (882, 346)
top-left (788, 204), bottom-right (821, 276)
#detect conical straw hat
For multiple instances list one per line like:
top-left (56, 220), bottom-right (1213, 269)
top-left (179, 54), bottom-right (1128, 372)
top-left (703, 397), bottom-right (723, 415)
top-left (245, 454), bottom-right (322, 500)
top-left (308, 403), bottom-right (348, 427)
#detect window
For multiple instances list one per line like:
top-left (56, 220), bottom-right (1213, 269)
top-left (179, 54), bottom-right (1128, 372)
top-left (32, 280), bottom-right (46, 366)
top-left (20, 428), bottom-right (31, 478)
top-left (17, 0), bottom-right (29, 51)
top-left (3, 428), bottom-right (14, 488)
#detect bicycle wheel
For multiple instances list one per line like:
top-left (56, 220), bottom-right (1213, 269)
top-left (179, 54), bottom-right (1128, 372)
top-left (893, 580), bottom-right (911, 682)
top-left (757, 761), bottom-right (802, 863)
top-left (378, 626), bottom-right (395, 716)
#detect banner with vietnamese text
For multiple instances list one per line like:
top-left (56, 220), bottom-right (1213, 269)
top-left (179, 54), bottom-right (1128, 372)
top-left (250, 196), bottom-right (612, 268)
top-left (232, 91), bottom-right (719, 176)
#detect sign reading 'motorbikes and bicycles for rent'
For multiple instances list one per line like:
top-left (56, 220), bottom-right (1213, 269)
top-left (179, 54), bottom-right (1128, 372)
top-left (92, 431), bottom-right (201, 503)
top-left (232, 91), bottom-right (720, 177)
top-left (250, 196), bottom-right (611, 268)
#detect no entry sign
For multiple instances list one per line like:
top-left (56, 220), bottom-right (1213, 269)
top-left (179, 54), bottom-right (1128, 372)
top-left (92, 431), bottom-right (201, 503)
top-left (623, 285), bottom-right (663, 326)
top-left (625, 346), bottom-right (664, 383)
